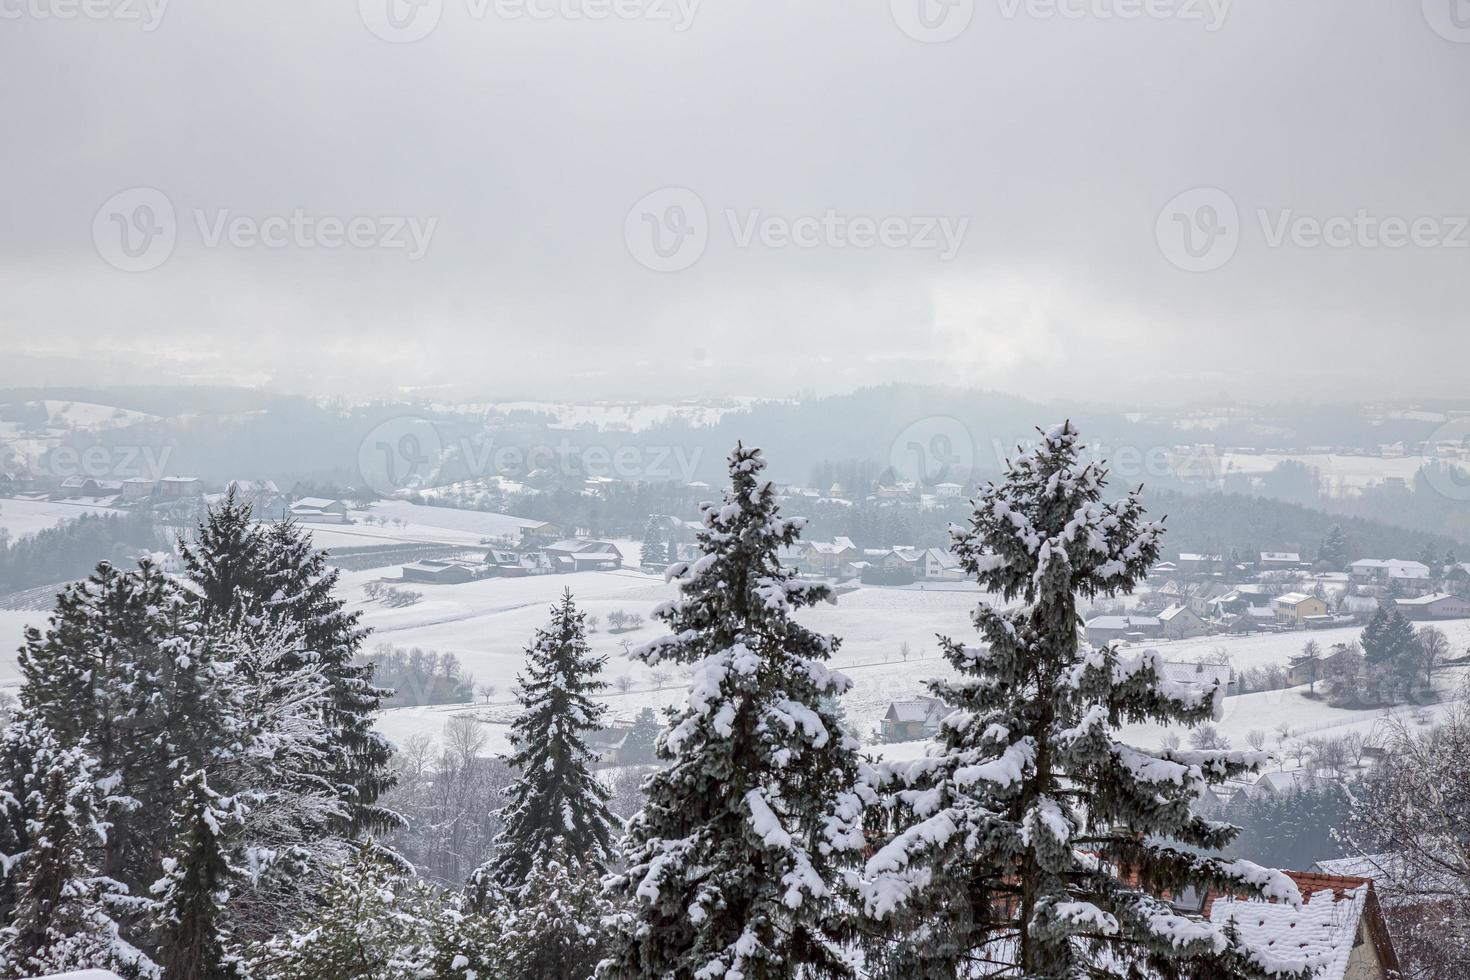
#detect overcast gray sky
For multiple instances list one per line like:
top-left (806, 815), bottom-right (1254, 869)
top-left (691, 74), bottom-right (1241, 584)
top-left (2, 0), bottom-right (1467, 404)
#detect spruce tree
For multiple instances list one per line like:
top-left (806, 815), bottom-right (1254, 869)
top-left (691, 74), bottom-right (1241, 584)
top-left (1362, 602), bottom-right (1421, 704)
top-left (495, 848), bottom-right (610, 980)
top-left (183, 499), bottom-right (398, 838)
top-left (257, 520), bottom-right (398, 836)
top-left (600, 443), bottom-right (869, 980)
top-left (178, 486), bottom-right (267, 623)
top-left (17, 559), bottom-right (239, 894)
top-left (151, 770), bottom-right (247, 980)
top-left (478, 590), bottom-right (615, 896)
top-left (640, 519), bottom-right (667, 568)
top-left (1317, 523), bottom-right (1348, 570)
top-left (623, 706), bottom-right (661, 765)
top-left (862, 422), bottom-right (1309, 980)
top-left (0, 716), bottom-right (154, 979)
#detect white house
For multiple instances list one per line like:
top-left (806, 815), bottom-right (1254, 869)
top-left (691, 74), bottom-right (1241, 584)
top-left (290, 497), bottom-right (349, 524)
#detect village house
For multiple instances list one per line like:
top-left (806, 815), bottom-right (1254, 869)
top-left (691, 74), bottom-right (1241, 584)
top-left (1158, 603), bottom-right (1210, 640)
top-left (1158, 659), bottom-right (1235, 696)
top-left (802, 537), bottom-right (858, 576)
top-left (290, 497), bottom-right (349, 523)
top-left (1176, 553), bottom-right (1223, 575)
top-left (400, 558), bottom-right (480, 585)
top-left (1259, 550), bottom-right (1304, 571)
top-left (1287, 643), bottom-right (1359, 686)
top-left (1186, 581), bottom-right (1235, 619)
top-left (1084, 614), bottom-right (1163, 646)
top-left (1349, 558), bottom-right (1431, 586)
top-left (880, 696), bottom-right (947, 742)
top-left (543, 539), bottom-right (624, 572)
top-left (226, 479), bottom-right (286, 517)
top-left (158, 476), bottom-right (203, 499)
top-left (1394, 592), bottom-right (1470, 620)
top-left (121, 476), bottom-right (157, 502)
top-left (1274, 591), bottom-right (1328, 627)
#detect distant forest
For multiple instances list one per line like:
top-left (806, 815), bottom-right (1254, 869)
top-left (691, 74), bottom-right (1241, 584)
top-left (0, 511), bottom-right (164, 594)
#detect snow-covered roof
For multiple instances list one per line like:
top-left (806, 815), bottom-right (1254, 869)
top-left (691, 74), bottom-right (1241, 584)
top-left (1208, 878), bottom-right (1369, 980)
top-left (1351, 558), bottom-right (1429, 574)
top-left (1260, 551), bottom-right (1301, 562)
top-left (1157, 660), bottom-right (1231, 689)
top-left (1157, 604), bottom-right (1197, 622)
top-left (1394, 591), bottom-right (1465, 606)
top-left (1275, 592), bottom-right (1319, 606)
top-left (293, 496), bottom-right (341, 509)
top-left (1085, 615), bottom-right (1161, 630)
top-left (885, 698), bottom-right (943, 723)
top-left (1243, 770), bottom-right (1334, 797)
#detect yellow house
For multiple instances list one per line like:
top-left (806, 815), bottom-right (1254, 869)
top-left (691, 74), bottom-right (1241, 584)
top-left (1274, 591), bottom-right (1328, 626)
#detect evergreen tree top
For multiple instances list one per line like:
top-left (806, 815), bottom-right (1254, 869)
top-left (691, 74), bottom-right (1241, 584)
top-left (601, 443), bottom-right (869, 980)
top-left (862, 423), bottom-right (1312, 980)
top-left (482, 590), bottom-right (615, 895)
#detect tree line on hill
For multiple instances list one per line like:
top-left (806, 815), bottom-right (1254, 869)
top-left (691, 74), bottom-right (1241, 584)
top-left (0, 510), bottom-right (163, 595)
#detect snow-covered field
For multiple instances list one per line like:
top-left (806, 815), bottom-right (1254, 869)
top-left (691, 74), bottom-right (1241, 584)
top-left (0, 497), bottom-right (122, 540)
top-left (366, 560), bottom-right (1470, 761)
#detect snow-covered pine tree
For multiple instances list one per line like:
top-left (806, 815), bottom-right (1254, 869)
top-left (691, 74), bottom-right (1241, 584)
top-left (600, 443), bottom-right (870, 980)
top-left (256, 519), bottom-right (398, 836)
top-left (178, 486), bottom-right (267, 624)
top-left (623, 706), bottom-right (661, 765)
top-left (477, 590), bottom-right (615, 897)
top-left (182, 497), bottom-right (398, 838)
top-left (496, 848), bottom-right (610, 980)
top-left (640, 519), bottom-right (667, 568)
top-left (206, 619), bottom-right (347, 943)
top-left (151, 770), bottom-right (247, 980)
top-left (246, 847), bottom-right (439, 980)
top-left (17, 559), bottom-right (239, 896)
top-left (0, 715), bottom-right (156, 979)
top-left (862, 422), bottom-right (1311, 980)
top-left (1361, 601), bottom-right (1421, 703)
top-left (1317, 523), bottom-right (1349, 570)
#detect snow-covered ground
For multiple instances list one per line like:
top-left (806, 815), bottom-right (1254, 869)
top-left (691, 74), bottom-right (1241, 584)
top-left (0, 497), bottom-right (123, 540)
top-left (291, 500), bottom-right (560, 551)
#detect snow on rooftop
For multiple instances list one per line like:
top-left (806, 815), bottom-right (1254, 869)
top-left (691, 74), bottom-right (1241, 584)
top-left (1209, 881), bottom-right (1368, 980)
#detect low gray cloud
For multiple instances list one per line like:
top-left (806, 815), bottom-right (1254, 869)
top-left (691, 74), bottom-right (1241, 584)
top-left (1, 0), bottom-right (1466, 403)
